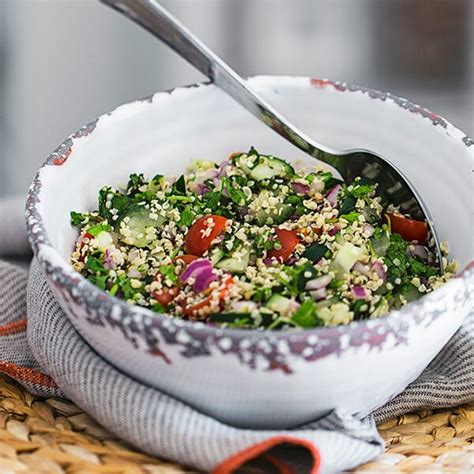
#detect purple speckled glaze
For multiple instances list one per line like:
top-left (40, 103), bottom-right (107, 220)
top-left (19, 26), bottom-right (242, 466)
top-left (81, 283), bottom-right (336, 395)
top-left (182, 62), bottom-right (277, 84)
top-left (25, 77), bottom-right (474, 373)
top-left (462, 136), bottom-right (474, 147)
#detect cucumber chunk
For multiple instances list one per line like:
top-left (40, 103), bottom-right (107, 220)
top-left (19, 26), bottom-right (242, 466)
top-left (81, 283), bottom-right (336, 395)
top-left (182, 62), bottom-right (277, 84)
top-left (216, 247), bottom-right (250, 273)
top-left (255, 203), bottom-right (293, 225)
top-left (332, 243), bottom-right (365, 273)
top-left (266, 294), bottom-right (291, 313)
top-left (231, 153), bottom-right (256, 175)
top-left (250, 155), bottom-right (295, 181)
top-left (118, 206), bottom-right (164, 247)
top-left (93, 231), bottom-right (114, 251)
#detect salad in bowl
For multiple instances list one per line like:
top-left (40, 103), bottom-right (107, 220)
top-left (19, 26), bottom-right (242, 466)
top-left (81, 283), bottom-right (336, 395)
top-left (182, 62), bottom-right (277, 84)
top-left (71, 150), bottom-right (455, 330)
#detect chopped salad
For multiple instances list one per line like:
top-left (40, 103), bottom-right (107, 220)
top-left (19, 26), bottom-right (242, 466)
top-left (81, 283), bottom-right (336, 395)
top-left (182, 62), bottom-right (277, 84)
top-left (70, 149), bottom-right (455, 329)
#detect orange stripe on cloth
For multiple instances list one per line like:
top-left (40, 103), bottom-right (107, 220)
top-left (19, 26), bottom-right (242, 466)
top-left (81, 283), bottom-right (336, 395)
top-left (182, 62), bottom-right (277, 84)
top-left (0, 361), bottom-right (57, 389)
top-left (0, 319), bottom-right (27, 336)
top-left (212, 435), bottom-right (321, 474)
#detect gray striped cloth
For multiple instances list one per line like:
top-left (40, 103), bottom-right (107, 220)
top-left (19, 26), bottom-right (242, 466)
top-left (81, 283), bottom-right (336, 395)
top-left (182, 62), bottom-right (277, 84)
top-left (1, 196), bottom-right (473, 473)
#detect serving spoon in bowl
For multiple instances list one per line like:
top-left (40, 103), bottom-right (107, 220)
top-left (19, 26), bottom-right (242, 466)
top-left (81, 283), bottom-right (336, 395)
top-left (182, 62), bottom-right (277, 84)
top-left (101, 0), bottom-right (443, 272)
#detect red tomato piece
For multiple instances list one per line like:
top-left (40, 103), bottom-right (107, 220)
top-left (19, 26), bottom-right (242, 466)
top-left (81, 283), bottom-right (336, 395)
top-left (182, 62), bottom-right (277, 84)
top-left (152, 287), bottom-right (179, 309)
top-left (268, 228), bottom-right (299, 262)
top-left (78, 232), bottom-right (95, 262)
top-left (185, 215), bottom-right (228, 257)
top-left (182, 276), bottom-right (234, 318)
top-left (386, 212), bottom-right (428, 243)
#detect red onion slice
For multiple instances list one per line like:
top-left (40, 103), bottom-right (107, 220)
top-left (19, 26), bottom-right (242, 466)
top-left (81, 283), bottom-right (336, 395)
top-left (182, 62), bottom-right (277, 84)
top-left (127, 267), bottom-right (141, 278)
top-left (352, 261), bottom-right (372, 277)
top-left (196, 183), bottom-right (210, 196)
top-left (362, 224), bottom-right (375, 237)
top-left (310, 288), bottom-right (327, 301)
top-left (351, 285), bottom-right (367, 300)
top-left (216, 160), bottom-right (229, 178)
top-left (326, 184), bottom-right (341, 206)
top-left (291, 182), bottom-right (310, 195)
top-left (181, 259), bottom-right (218, 292)
top-left (194, 269), bottom-right (218, 292)
top-left (407, 244), bottom-right (429, 261)
top-left (372, 261), bottom-right (387, 282)
top-left (104, 248), bottom-right (116, 270)
top-left (306, 274), bottom-right (332, 291)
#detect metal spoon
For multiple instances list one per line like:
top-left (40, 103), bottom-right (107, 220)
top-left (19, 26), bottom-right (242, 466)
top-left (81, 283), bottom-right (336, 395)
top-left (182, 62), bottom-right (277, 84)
top-left (101, 0), bottom-right (443, 272)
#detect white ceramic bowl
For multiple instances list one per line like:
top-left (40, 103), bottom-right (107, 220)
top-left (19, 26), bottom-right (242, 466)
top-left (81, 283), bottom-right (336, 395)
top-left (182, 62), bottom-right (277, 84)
top-left (26, 76), bottom-right (474, 429)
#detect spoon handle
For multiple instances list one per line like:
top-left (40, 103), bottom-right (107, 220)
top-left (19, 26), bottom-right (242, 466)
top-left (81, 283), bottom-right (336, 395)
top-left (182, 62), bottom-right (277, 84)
top-left (100, 0), bottom-right (334, 158)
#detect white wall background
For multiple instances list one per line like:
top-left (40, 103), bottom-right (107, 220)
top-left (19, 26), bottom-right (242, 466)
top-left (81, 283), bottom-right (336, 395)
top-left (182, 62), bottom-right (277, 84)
top-left (0, 0), bottom-right (472, 197)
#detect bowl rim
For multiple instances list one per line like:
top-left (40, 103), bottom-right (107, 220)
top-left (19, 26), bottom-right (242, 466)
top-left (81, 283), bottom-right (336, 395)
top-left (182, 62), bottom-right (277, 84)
top-left (25, 75), bottom-right (474, 344)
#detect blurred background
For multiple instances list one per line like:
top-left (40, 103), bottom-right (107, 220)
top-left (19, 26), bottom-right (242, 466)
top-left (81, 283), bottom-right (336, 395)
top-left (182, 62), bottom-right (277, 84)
top-left (0, 0), bottom-right (472, 198)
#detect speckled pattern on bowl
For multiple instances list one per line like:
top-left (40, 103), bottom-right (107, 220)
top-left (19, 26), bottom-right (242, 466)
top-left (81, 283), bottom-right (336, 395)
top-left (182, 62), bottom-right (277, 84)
top-left (26, 76), bottom-right (474, 429)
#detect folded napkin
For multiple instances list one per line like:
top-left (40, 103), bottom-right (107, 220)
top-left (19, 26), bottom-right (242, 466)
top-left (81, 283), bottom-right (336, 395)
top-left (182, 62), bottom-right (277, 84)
top-left (0, 196), bottom-right (473, 473)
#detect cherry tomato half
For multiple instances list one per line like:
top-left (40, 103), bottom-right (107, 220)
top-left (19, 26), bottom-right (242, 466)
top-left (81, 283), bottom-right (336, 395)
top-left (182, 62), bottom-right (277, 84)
top-left (182, 276), bottom-right (234, 318)
top-left (78, 232), bottom-right (95, 262)
top-left (152, 287), bottom-right (179, 309)
top-left (185, 214), bottom-right (228, 257)
top-left (386, 212), bottom-right (428, 243)
top-left (268, 228), bottom-right (299, 262)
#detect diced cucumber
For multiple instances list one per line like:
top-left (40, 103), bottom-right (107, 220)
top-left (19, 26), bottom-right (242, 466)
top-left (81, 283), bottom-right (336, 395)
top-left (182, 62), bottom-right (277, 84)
top-left (250, 155), bottom-right (295, 181)
top-left (266, 294), bottom-right (292, 313)
top-left (332, 243), bottom-right (365, 273)
top-left (209, 248), bottom-right (225, 266)
top-left (255, 203), bottom-right (293, 225)
top-left (231, 153), bottom-right (256, 175)
top-left (118, 206), bottom-right (164, 248)
top-left (93, 231), bottom-right (114, 251)
top-left (371, 232), bottom-right (390, 257)
top-left (216, 247), bottom-right (250, 273)
top-left (147, 174), bottom-right (165, 193)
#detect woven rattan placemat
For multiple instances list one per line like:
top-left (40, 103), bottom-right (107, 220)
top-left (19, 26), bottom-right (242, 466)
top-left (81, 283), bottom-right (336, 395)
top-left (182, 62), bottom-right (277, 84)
top-left (0, 374), bottom-right (472, 473)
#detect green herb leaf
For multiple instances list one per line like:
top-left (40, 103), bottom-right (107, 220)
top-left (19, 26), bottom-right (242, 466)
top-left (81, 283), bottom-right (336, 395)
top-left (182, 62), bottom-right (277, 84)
top-left (204, 190), bottom-right (222, 212)
top-left (408, 257), bottom-right (438, 278)
top-left (148, 174), bottom-right (164, 192)
top-left (87, 223), bottom-right (112, 237)
top-left (70, 211), bottom-right (88, 226)
top-left (302, 243), bottom-right (330, 262)
top-left (173, 175), bottom-right (187, 194)
top-left (98, 187), bottom-right (132, 222)
top-left (339, 195), bottom-right (357, 214)
top-left (151, 302), bottom-right (166, 313)
top-left (179, 206), bottom-right (195, 227)
top-left (339, 211), bottom-right (360, 223)
top-left (225, 179), bottom-right (246, 206)
top-left (320, 171), bottom-right (344, 191)
top-left (159, 263), bottom-right (178, 285)
top-left (86, 256), bottom-right (107, 275)
top-left (297, 265), bottom-right (318, 291)
top-left (292, 300), bottom-right (319, 328)
top-left (126, 173), bottom-right (146, 195)
top-left (88, 273), bottom-right (108, 290)
top-left (352, 300), bottom-right (368, 319)
top-left (351, 184), bottom-right (375, 198)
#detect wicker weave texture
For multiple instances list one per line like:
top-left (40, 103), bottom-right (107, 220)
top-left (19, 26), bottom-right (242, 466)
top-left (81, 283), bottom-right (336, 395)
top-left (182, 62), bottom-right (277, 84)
top-left (0, 374), bottom-right (472, 473)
